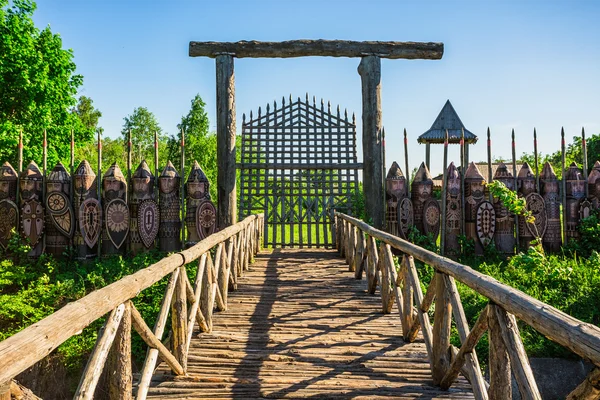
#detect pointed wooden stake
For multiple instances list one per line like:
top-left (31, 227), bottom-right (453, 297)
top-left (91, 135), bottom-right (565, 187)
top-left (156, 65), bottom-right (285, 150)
top-left (404, 128), bottom-right (410, 197)
top-left (582, 127), bottom-right (588, 198)
top-left (512, 129), bottom-right (520, 251)
top-left (534, 128), bottom-right (540, 193)
top-left (561, 127), bottom-right (567, 244)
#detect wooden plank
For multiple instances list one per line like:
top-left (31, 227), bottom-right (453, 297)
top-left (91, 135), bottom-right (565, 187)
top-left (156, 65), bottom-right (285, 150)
top-left (494, 306), bottom-right (542, 399)
top-left (336, 212), bottom-right (600, 366)
top-left (440, 305), bottom-right (489, 391)
top-left (488, 304), bottom-right (511, 400)
top-left (107, 301), bottom-right (132, 400)
top-left (171, 266), bottom-right (188, 371)
top-left (189, 39), bottom-right (444, 59)
top-left (74, 304), bottom-right (126, 400)
top-left (130, 302), bottom-right (185, 376)
top-left (567, 368), bottom-right (600, 399)
top-left (216, 54), bottom-right (237, 228)
top-left (432, 272), bottom-right (452, 385)
top-left (358, 55), bottom-right (384, 229)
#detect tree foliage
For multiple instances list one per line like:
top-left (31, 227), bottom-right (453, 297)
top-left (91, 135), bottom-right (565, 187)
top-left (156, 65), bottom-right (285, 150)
top-left (0, 0), bottom-right (92, 167)
top-left (120, 107), bottom-right (169, 167)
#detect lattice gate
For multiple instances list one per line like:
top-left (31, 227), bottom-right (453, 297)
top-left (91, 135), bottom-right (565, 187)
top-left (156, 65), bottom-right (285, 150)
top-left (239, 95), bottom-right (361, 248)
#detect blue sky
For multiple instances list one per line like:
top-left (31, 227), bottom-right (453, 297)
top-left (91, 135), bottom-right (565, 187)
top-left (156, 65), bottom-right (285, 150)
top-left (32, 0), bottom-right (600, 177)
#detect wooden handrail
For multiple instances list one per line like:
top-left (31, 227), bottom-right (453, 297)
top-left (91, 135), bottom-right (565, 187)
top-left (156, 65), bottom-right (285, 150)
top-left (335, 211), bottom-right (600, 367)
top-left (0, 213), bottom-right (263, 387)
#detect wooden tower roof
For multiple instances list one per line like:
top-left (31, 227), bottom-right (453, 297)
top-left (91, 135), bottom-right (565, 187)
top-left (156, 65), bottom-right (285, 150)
top-left (417, 100), bottom-right (478, 145)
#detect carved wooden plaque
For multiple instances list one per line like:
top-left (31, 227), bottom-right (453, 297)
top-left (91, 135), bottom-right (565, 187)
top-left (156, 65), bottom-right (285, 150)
top-left (397, 197), bottom-right (414, 240)
top-left (79, 198), bottom-right (101, 248)
top-left (21, 199), bottom-right (44, 247)
top-left (105, 198), bottom-right (129, 249)
top-left (580, 199), bottom-right (593, 221)
top-left (422, 198), bottom-right (440, 241)
top-left (525, 193), bottom-right (547, 239)
top-left (0, 199), bottom-right (18, 250)
top-left (46, 191), bottom-right (74, 237)
top-left (476, 201), bottom-right (496, 247)
top-left (138, 200), bottom-right (159, 248)
top-left (196, 200), bottom-right (217, 240)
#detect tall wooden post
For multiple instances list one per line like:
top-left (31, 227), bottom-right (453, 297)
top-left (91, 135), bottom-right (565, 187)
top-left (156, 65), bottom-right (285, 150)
top-left (534, 128), bottom-right (540, 193)
top-left (487, 127), bottom-right (493, 202)
top-left (97, 129), bottom-right (102, 258)
top-left (561, 127), bottom-right (567, 244)
top-left (358, 55), bottom-right (384, 229)
top-left (216, 54), bottom-right (237, 228)
top-left (512, 129), bottom-right (519, 251)
top-left (180, 129), bottom-right (185, 250)
top-left (404, 128), bottom-right (410, 197)
top-left (425, 143), bottom-right (431, 172)
top-left (440, 130), bottom-right (448, 256)
top-left (582, 127), bottom-right (588, 198)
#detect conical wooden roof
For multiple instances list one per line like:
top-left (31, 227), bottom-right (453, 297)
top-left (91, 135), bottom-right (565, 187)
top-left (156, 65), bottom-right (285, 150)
top-left (0, 162), bottom-right (17, 180)
top-left (447, 162), bottom-right (460, 180)
top-left (465, 162), bottom-right (486, 181)
top-left (412, 162), bottom-right (432, 183)
top-left (417, 100), bottom-right (478, 145)
top-left (103, 162), bottom-right (126, 182)
top-left (540, 162), bottom-right (557, 180)
top-left (493, 162), bottom-right (513, 179)
top-left (133, 160), bottom-right (153, 179)
top-left (160, 161), bottom-right (179, 178)
top-left (517, 162), bottom-right (534, 179)
top-left (75, 160), bottom-right (96, 179)
top-left (187, 161), bottom-right (208, 183)
top-left (47, 162), bottom-right (70, 182)
top-left (588, 161), bottom-right (600, 183)
top-left (565, 162), bottom-right (583, 181)
top-left (20, 161), bottom-right (42, 179)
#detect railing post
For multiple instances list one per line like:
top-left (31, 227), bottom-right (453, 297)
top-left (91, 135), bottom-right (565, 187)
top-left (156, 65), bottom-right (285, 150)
top-left (354, 230), bottom-right (366, 279)
top-left (432, 272), bottom-right (452, 385)
top-left (107, 301), bottom-right (132, 400)
top-left (171, 266), bottom-right (188, 372)
top-left (488, 304), bottom-right (512, 399)
top-left (366, 235), bottom-right (378, 295)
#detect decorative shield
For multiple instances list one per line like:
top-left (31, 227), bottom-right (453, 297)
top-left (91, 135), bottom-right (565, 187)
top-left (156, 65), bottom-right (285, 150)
top-left (397, 198), bottom-right (414, 240)
top-left (138, 200), bottom-right (159, 248)
top-left (476, 201), bottom-right (496, 247)
top-left (525, 193), bottom-right (547, 238)
top-left (79, 198), bottom-right (102, 248)
top-left (196, 201), bottom-right (217, 240)
top-left (46, 192), bottom-right (74, 237)
top-left (21, 199), bottom-right (44, 247)
top-left (105, 198), bottom-right (130, 249)
top-left (422, 199), bottom-right (441, 241)
top-left (0, 199), bottom-right (18, 250)
top-left (580, 199), bottom-right (594, 220)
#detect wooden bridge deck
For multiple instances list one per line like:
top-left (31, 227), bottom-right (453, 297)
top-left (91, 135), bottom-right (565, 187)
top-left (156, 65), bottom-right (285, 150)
top-left (146, 249), bottom-right (475, 399)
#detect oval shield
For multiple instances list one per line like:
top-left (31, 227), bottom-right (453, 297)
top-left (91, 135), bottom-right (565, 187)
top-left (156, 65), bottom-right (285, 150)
top-left (196, 200), bottom-right (217, 240)
top-left (422, 198), bottom-right (441, 241)
top-left (21, 199), bottom-right (44, 247)
top-left (79, 198), bottom-right (102, 248)
top-left (46, 192), bottom-right (74, 237)
top-left (476, 201), bottom-right (496, 247)
top-left (106, 198), bottom-right (130, 249)
top-left (397, 197), bottom-right (414, 240)
top-left (525, 193), bottom-right (547, 238)
top-left (138, 200), bottom-right (159, 248)
top-left (0, 199), bottom-right (18, 250)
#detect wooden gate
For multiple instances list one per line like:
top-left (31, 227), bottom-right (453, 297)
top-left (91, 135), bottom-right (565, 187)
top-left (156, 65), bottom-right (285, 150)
top-left (239, 95), bottom-right (361, 248)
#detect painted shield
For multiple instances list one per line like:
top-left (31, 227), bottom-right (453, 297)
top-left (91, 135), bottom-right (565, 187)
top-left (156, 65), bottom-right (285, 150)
top-left (580, 199), bottom-right (594, 220)
top-left (525, 193), bottom-right (547, 239)
top-left (79, 198), bottom-right (102, 248)
top-left (0, 199), bottom-right (18, 250)
top-left (397, 197), bottom-right (414, 240)
top-left (46, 191), bottom-right (74, 237)
top-left (21, 199), bottom-right (44, 247)
top-left (423, 198), bottom-right (441, 241)
top-left (476, 201), bottom-right (496, 247)
top-left (106, 198), bottom-right (130, 249)
top-left (196, 201), bottom-right (217, 240)
top-left (138, 200), bottom-right (159, 248)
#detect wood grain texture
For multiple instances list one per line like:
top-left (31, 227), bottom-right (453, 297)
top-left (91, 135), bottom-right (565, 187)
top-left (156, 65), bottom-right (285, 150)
top-left (488, 304), bottom-right (511, 400)
top-left (147, 249), bottom-right (473, 399)
top-left (189, 40), bottom-right (444, 59)
top-left (335, 212), bottom-right (600, 367)
top-left (107, 301), bottom-right (132, 400)
top-left (567, 368), bottom-right (600, 400)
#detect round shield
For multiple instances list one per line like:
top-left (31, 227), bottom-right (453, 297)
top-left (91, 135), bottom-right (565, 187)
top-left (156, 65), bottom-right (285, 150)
top-left (21, 199), bottom-right (44, 247)
top-left (46, 192), bottom-right (69, 215)
top-left (397, 198), bottom-right (414, 240)
top-left (0, 199), bottom-right (18, 250)
top-left (196, 200), bottom-right (217, 240)
top-left (476, 201), bottom-right (496, 247)
top-left (138, 200), bottom-right (159, 248)
top-left (79, 198), bottom-right (102, 248)
top-left (525, 193), bottom-right (547, 239)
top-left (422, 198), bottom-right (441, 241)
top-left (105, 198), bottom-right (129, 249)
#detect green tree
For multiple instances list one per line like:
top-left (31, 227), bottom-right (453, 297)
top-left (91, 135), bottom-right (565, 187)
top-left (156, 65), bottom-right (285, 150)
top-left (121, 107), bottom-right (168, 168)
top-left (0, 0), bottom-right (91, 167)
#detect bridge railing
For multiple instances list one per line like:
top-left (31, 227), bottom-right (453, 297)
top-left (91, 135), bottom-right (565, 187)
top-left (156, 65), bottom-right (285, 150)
top-left (0, 213), bottom-right (264, 400)
top-left (335, 212), bottom-right (600, 400)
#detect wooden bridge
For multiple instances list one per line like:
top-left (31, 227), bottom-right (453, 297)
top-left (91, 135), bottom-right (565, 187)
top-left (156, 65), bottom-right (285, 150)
top-left (1, 213), bottom-right (600, 399)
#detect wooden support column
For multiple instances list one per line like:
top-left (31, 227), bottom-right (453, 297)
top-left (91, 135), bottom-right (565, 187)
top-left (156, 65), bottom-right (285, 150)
top-left (358, 55), bottom-right (384, 229)
top-left (107, 302), bottom-right (132, 400)
top-left (432, 272), bottom-right (452, 385)
top-left (488, 304), bottom-right (512, 399)
top-left (216, 54), bottom-right (237, 227)
top-left (425, 143), bottom-right (431, 172)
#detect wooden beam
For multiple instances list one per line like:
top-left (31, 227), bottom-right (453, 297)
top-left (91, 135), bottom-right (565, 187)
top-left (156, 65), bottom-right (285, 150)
top-left (216, 54), bottom-right (237, 228)
top-left (488, 304), bottom-right (511, 399)
top-left (335, 212), bottom-right (600, 367)
top-left (189, 40), bottom-right (444, 59)
top-left (107, 301), bottom-right (132, 400)
top-left (432, 272), bottom-right (452, 385)
top-left (358, 55), bottom-right (384, 229)
top-left (567, 368), bottom-right (600, 399)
